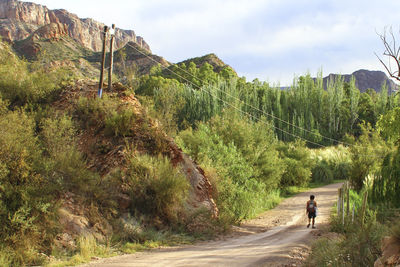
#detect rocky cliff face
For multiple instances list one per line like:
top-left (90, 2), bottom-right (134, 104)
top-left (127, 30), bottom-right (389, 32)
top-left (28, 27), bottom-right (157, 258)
top-left (0, 0), bottom-right (150, 52)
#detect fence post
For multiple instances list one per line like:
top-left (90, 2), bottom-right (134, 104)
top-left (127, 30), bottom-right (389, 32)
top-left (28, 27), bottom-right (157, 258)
top-left (346, 182), bottom-right (350, 217)
top-left (342, 185), bottom-right (345, 225)
top-left (360, 191), bottom-right (368, 228)
top-left (338, 188), bottom-right (342, 216)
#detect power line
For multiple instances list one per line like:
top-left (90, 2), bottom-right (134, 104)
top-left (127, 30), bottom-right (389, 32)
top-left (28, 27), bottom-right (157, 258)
top-left (121, 41), bottom-right (326, 147)
top-left (66, 20), bottom-right (388, 156)
top-left (76, 19), bottom-right (337, 146)
top-left (123, 39), bottom-right (349, 146)
top-left (120, 41), bottom-right (389, 158)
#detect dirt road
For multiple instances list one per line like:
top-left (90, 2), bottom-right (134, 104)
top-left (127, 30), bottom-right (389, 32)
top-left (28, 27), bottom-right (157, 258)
top-left (82, 183), bottom-right (342, 267)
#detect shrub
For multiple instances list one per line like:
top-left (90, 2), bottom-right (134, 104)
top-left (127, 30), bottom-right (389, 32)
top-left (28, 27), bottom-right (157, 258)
top-left (40, 114), bottom-right (98, 193)
top-left (0, 247), bottom-right (12, 267)
top-left (75, 96), bottom-right (136, 137)
top-left (347, 123), bottom-right (389, 191)
top-left (278, 140), bottom-right (313, 187)
top-left (75, 96), bottom-right (118, 128)
top-left (333, 162), bottom-right (351, 180)
top-left (104, 108), bottom-right (136, 137)
top-left (0, 110), bottom-right (56, 266)
top-left (0, 44), bottom-right (61, 106)
top-left (121, 153), bottom-right (189, 225)
top-left (309, 145), bottom-right (351, 182)
top-left (371, 146), bottom-right (400, 207)
top-left (311, 160), bottom-right (333, 183)
top-left (208, 113), bottom-right (284, 190)
top-left (177, 114), bottom-right (283, 223)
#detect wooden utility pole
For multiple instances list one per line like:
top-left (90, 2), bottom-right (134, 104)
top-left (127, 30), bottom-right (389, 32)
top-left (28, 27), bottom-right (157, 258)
top-left (98, 25), bottom-right (109, 98)
top-left (108, 24), bottom-right (115, 91)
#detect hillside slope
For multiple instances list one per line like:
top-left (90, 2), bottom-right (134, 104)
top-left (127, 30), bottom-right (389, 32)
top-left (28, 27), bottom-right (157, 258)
top-left (53, 80), bottom-right (218, 239)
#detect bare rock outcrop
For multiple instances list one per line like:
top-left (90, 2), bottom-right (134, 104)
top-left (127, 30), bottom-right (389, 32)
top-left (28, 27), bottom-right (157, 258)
top-left (32, 22), bottom-right (68, 41)
top-left (374, 236), bottom-right (400, 267)
top-left (0, 0), bottom-right (150, 52)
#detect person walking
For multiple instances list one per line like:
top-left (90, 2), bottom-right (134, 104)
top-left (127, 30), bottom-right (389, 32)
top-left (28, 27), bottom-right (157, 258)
top-left (306, 195), bottom-right (317, 229)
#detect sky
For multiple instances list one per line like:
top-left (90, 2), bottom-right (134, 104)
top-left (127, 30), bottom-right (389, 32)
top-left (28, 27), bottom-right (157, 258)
top-left (28, 0), bottom-right (400, 85)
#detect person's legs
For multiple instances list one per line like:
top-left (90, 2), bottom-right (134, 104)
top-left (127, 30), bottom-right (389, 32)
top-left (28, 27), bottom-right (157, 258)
top-left (312, 215), bottom-right (316, 228)
top-left (307, 213), bottom-right (312, 227)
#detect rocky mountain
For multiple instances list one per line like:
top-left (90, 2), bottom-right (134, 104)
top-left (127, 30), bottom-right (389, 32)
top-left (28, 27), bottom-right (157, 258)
top-left (0, 0), bottom-right (150, 52)
top-left (323, 69), bottom-right (398, 93)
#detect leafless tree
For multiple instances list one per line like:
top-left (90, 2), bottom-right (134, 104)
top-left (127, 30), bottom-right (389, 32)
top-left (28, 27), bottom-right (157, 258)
top-left (376, 27), bottom-right (400, 86)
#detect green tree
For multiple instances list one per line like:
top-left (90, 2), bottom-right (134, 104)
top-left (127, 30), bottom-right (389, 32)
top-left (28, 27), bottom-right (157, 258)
top-left (376, 107), bottom-right (400, 142)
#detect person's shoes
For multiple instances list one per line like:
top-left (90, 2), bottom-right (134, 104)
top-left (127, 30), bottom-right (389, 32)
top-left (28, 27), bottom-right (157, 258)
top-left (307, 224), bottom-right (310, 228)
top-left (312, 225), bottom-right (316, 229)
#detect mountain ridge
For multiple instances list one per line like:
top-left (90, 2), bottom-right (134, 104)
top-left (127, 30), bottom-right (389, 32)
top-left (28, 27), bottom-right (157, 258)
top-left (323, 69), bottom-right (398, 93)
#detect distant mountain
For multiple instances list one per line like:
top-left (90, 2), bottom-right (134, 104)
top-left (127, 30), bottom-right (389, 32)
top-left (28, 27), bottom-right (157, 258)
top-left (323, 69), bottom-right (398, 93)
top-left (0, 0), bottom-right (150, 52)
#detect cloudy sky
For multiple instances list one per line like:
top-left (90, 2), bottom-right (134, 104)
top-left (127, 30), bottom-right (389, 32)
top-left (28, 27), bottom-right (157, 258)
top-left (29, 0), bottom-right (400, 85)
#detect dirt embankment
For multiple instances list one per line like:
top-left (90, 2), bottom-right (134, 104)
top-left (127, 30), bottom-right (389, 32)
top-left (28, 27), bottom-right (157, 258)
top-left (81, 183), bottom-right (342, 267)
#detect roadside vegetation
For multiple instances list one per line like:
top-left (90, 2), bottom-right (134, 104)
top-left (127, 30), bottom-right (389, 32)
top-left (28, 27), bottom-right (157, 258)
top-left (1, 36), bottom-right (400, 267)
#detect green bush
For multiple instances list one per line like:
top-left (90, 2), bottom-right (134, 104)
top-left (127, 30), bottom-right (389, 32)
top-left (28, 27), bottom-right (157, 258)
top-left (0, 109), bottom-right (56, 266)
top-left (121, 153), bottom-right (189, 225)
top-left (333, 162), bottom-right (351, 180)
top-left (311, 160), bottom-right (333, 183)
top-left (371, 146), bottom-right (400, 207)
top-left (105, 108), bottom-right (136, 137)
top-left (177, 114), bottom-right (284, 223)
top-left (75, 96), bottom-right (136, 137)
top-left (0, 247), bottom-right (13, 267)
top-left (75, 96), bottom-right (118, 128)
top-left (278, 140), bottom-right (313, 187)
top-left (0, 43), bottom-right (61, 106)
top-left (40, 114), bottom-right (98, 193)
top-left (208, 113), bottom-right (284, 190)
top-left (347, 123), bottom-right (389, 191)
top-left (309, 145), bottom-right (351, 182)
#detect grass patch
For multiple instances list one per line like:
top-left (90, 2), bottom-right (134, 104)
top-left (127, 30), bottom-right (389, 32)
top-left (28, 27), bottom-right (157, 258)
top-left (46, 235), bottom-right (117, 267)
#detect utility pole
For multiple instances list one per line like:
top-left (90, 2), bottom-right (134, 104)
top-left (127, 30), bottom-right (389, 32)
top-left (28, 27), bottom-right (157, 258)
top-left (108, 24), bottom-right (116, 91)
top-left (98, 25), bottom-right (109, 98)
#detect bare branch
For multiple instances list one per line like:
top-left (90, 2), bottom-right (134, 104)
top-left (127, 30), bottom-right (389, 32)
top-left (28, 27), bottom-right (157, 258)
top-left (375, 52), bottom-right (400, 82)
top-left (376, 27), bottom-right (400, 83)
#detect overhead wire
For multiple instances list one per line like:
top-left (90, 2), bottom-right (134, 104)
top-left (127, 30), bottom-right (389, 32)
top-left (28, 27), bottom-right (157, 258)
top-left (69, 21), bottom-right (388, 156)
top-left (120, 40), bottom-right (390, 158)
top-left (120, 40), bottom-right (326, 147)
